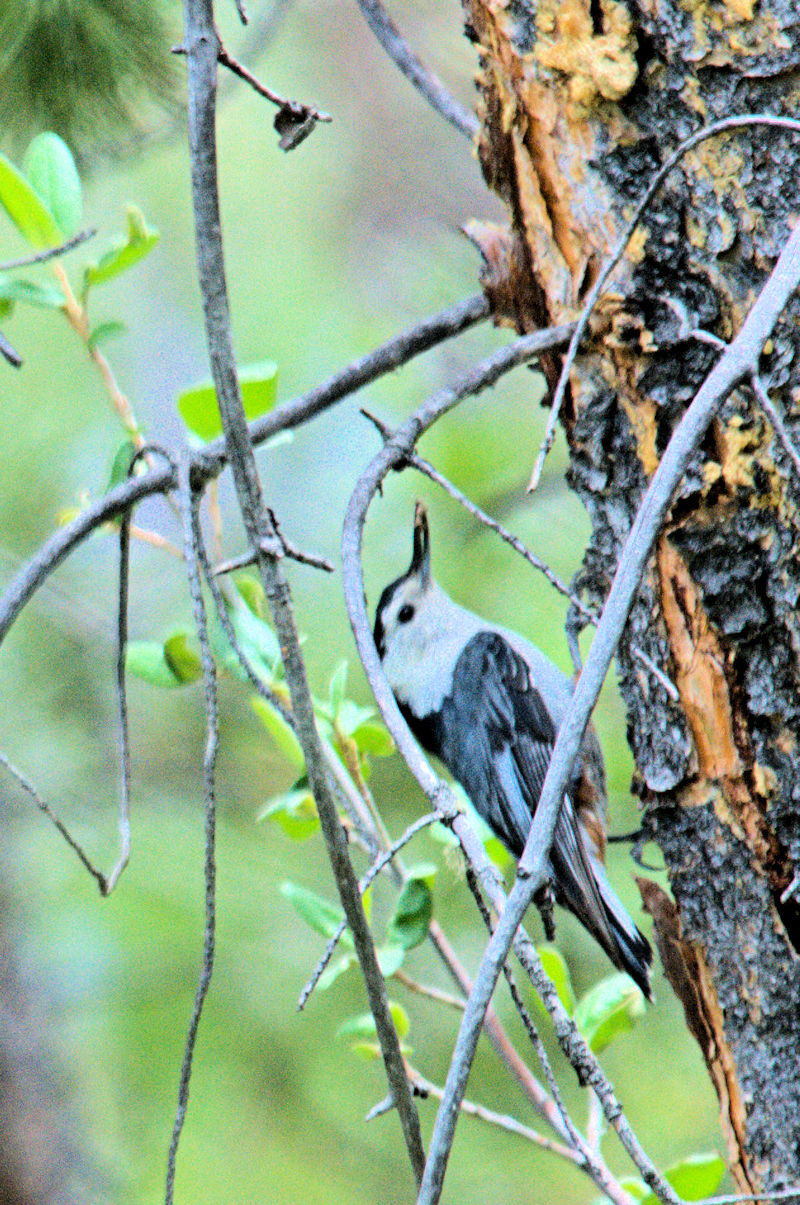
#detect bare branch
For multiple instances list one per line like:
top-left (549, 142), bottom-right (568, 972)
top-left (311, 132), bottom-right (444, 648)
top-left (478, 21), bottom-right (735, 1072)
top-left (0, 329), bottom-right (22, 368)
top-left (165, 459), bottom-right (220, 1203)
top-left (355, 0), bottom-right (479, 140)
top-left (529, 113), bottom-right (800, 491)
top-left (0, 751), bottom-right (108, 893)
top-left (410, 1072), bottom-right (584, 1164)
top-left (0, 227), bottom-right (97, 271)
top-left (750, 373), bottom-right (800, 480)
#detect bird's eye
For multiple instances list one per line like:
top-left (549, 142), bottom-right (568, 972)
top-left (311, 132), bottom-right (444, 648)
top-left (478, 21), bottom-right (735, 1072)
top-left (398, 603), bottom-right (415, 624)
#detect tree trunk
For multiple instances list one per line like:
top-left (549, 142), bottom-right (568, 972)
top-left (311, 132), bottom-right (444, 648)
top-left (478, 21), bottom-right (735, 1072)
top-left (463, 0), bottom-right (800, 1191)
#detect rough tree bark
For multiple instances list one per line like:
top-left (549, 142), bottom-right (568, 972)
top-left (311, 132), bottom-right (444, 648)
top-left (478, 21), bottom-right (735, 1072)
top-left (462, 0), bottom-right (800, 1194)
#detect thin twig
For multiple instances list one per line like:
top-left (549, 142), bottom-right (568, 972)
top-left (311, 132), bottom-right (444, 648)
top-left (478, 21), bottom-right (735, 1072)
top-left (529, 113), bottom-right (800, 491)
top-left (0, 329), bottom-right (22, 368)
top-left (394, 972), bottom-right (466, 1013)
top-left (356, 0), bottom-right (479, 140)
top-left (298, 810), bottom-right (443, 1010)
top-left (410, 1073), bottom-right (583, 1164)
top-left (750, 374), bottom-right (800, 480)
top-left (0, 227), bottom-right (97, 271)
top-left (106, 468), bottom-right (134, 896)
top-left (701, 1189), bottom-right (800, 1204)
top-left (165, 458), bottom-right (219, 1203)
top-left (0, 751), bottom-right (108, 893)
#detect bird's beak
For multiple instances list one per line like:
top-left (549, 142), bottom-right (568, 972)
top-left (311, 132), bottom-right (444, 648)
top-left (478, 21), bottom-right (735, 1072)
top-left (410, 501), bottom-right (431, 586)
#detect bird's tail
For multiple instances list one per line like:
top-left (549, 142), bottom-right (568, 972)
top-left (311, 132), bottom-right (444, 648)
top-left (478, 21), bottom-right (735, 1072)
top-left (551, 803), bottom-right (653, 1000)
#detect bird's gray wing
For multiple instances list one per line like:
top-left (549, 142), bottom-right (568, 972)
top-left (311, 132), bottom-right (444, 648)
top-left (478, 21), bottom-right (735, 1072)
top-left (438, 631), bottom-right (557, 857)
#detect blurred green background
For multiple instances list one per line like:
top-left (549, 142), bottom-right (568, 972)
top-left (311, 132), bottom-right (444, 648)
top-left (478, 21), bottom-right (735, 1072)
top-left (0, 2), bottom-right (721, 1202)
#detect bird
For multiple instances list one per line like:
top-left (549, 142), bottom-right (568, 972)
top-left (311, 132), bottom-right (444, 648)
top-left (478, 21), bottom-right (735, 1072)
top-left (373, 502), bottom-right (653, 999)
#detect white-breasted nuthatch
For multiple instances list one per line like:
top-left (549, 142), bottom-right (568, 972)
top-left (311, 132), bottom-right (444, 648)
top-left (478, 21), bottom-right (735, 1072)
top-left (373, 503), bottom-right (652, 999)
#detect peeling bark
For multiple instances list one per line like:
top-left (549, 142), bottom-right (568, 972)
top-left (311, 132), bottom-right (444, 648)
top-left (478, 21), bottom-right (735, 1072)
top-left (463, 0), bottom-right (800, 1190)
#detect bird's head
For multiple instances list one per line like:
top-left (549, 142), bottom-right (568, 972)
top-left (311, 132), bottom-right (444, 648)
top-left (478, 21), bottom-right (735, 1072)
top-left (373, 501), bottom-right (434, 659)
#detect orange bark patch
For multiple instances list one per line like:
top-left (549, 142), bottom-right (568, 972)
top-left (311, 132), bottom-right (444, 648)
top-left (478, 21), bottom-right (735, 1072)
top-left (638, 879), bottom-right (753, 1191)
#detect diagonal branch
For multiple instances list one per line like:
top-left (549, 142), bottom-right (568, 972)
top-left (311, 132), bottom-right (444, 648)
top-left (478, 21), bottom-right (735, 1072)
top-left (416, 213), bottom-right (800, 1205)
top-left (355, 0), bottom-right (479, 139)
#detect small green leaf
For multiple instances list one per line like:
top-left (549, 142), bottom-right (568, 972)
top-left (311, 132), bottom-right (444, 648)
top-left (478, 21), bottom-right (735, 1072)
top-left (280, 881), bottom-right (350, 943)
top-left (388, 878), bottom-right (433, 951)
top-left (664, 1154), bottom-right (725, 1201)
top-left (177, 359), bottom-right (278, 442)
top-left (88, 319), bottom-right (127, 352)
top-left (377, 942), bottom-right (405, 978)
top-left (351, 1040), bottom-right (382, 1061)
top-left (125, 641), bottom-right (183, 689)
top-left (107, 439), bottom-right (137, 491)
top-left (233, 574), bottom-right (266, 618)
top-left (163, 631), bottom-right (203, 684)
top-left (574, 973), bottom-right (645, 1053)
top-left (0, 150), bottom-right (63, 247)
top-left (537, 945), bottom-right (576, 1015)
top-left (0, 274), bottom-right (64, 309)
top-left (84, 205), bottom-right (159, 288)
top-left (22, 133), bottom-right (82, 238)
top-left (0, 298), bottom-right (13, 320)
top-left (317, 953), bottom-right (355, 990)
top-left (335, 699), bottom-right (375, 738)
top-left (230, 597), bottom-right (281, 670)
top-left (337, 1001), bottom-right (410, 1041)
top-left (257, 788), bottom-right (319, 840)
top-left (352, 719), bottom-right (395, 757)
top-left (251, 696), bottom-right (305, 771)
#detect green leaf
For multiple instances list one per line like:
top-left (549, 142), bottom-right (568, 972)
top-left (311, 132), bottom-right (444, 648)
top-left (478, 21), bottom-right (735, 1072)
top-left (280, 881), bottom-right (351, 944)
top-left (251, 696), bottom-right (305, 771)
top-left (257, 788), bottom-right (319, 840)
top-left (337, 1001), bottom-right (410, 1041)
top-left (377, 942), bottom-right (405, 978)
top-left (177, 359), bottom-right (278, 442)
top-left (0, 298), bottom-right (13, 320)
top-left (233, 574), bottom-right (266, 618)
top-left (351, 719), bottom-right (395, 757)
top-left (84, 204), bottom-right (159, 289)
top-left (22, 133), bottom-right (82, 238)
top-left (664, 1154), bottom-right (725, 1201)
top-left (107, 439), bottom-right (137, 491)
top-left (574, 973), bottom-right (645, 1053)
top-left (88, 319), bottom-right (127, 352)
top-left (387, 877), bottom-right (432, 951)
top-left (537, 945), bottom-right (576, 1015)
top-left (0, 274), bottom-right (64, 309)
top-left (230, 597), bottom-right (281, 671)
top-left (125, 641), bottom-right (183, 689)
top-left (163, 631), bottom-right (203, 684)
top-left (316, 953), bottom-right (355, 991)
top-left (0, 150), bottom-right (63, 247)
